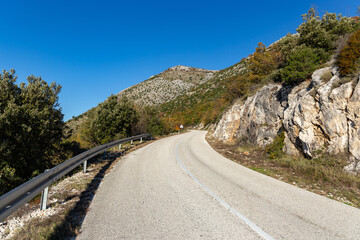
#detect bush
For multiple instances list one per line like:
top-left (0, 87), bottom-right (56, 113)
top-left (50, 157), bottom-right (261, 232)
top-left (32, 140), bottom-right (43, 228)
top-left (248, 43), bottom-right (282, 78)
top-left (297, 9), bottom-right (358, 51)
top-left (266, 131), bottom-right (285, 159)
top-left (280, 46), bottom-right (322, 84)
top-left (135, 106), bottom-right (166, 136)
top-left (297, 9), bottom-right (332, 51)
top-left (337, 29), bottom-right (360, 76)
top-left (277, 33), bottom-right (299, 60)
top-left (89, 95), bottom-right (138, 145)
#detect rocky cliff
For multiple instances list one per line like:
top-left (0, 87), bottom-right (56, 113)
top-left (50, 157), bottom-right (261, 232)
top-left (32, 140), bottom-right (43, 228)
top-left (213, 66), bottom-right (360, 174)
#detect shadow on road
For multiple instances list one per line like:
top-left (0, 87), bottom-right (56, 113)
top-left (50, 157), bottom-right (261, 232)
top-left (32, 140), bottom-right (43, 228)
top-left (49, 152), bottom-right (120, 240)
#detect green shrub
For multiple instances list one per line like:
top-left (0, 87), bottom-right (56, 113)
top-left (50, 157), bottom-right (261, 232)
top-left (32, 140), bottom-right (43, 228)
top-left (297, 9), bottom-right (358, 51)
top-left (90, 95), bottom-right (138, 145)
top-left (280, 46), bottom-right (322, 84)
top-left (337, 29), bottom-right (360, 76)
top-left (297, 9), bottom-right (333, 51)
top-left (277, 33), bottom-right (299, 60)
top-left (266, 131), bottom-right (285, 159)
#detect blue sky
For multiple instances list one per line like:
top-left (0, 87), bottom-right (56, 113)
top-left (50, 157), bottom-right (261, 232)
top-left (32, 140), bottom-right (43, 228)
top-left (0, 0), bottom-right (358, 121)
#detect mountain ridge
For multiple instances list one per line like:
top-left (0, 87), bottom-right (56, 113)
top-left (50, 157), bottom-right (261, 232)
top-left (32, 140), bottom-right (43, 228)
top-left (116, 65), bottom-right (217, 106)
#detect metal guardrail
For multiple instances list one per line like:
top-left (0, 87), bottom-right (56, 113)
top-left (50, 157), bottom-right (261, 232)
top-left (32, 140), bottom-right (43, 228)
top-left (0, 133), bottom-right (150, 222)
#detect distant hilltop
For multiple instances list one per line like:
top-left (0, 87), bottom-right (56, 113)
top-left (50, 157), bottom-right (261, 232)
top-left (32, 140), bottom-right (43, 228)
top-left (117, 65), bottom-right (218, 106)
top-left (168, 65), bottom-right (217, 72)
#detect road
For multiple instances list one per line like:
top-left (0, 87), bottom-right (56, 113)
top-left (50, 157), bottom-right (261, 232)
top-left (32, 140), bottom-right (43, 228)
top-left (78, 131), bottom-right (360, 239)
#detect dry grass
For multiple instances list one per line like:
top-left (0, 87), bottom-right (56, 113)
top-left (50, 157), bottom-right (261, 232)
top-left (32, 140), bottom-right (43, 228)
top-left (321, 68), bottom-right (333, 82)
top-left (206, 135), bottom-right (360, 208)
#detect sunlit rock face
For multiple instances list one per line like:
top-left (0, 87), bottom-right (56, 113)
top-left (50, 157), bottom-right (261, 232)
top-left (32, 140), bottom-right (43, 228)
top-left (213, 84), bottom-right (285, 146)
top-left (213, 66), bottom-right (360, 174)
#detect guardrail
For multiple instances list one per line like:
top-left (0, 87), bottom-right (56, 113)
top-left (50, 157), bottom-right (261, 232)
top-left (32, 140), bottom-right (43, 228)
top-left (0, 133), bottom-right (150, 222)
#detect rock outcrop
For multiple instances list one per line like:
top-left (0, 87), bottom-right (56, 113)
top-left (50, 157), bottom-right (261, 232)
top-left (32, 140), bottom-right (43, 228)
top-left (213, 66), bottom-right (360, 174)
top-left (213, 84), bottom-right (286, 146)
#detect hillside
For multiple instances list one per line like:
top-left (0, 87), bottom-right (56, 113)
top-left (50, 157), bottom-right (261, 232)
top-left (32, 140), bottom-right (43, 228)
top-left (68, 9), bottom-right (360, 150)
top-left (117, 65), bottom-right (217, 105)
top-left (62, 8), bottom-right (360, 208)
top-left (158, 59), bottom-right (248, 125)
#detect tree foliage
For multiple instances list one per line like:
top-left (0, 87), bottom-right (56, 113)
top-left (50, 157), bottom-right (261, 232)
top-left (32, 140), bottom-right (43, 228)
top-left (89, 95), bottom-right (138, 145)
top-left (248, 43), bottom-right (282, 78)
top-left (279, 46), bottom-right (322, 84)
top-left (0, 70), bottom-right (64, 194)
top-left (297, 8), bottom-right (358, 51)
top-left (135, 106), bottom-right (166, 136)
top-left (337, 29), bottom-right (360, 76)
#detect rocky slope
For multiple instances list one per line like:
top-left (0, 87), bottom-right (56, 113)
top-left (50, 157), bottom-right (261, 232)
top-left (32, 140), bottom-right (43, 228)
top-left (213, 65), bottom-right (360, 174)
top-left (117, 65), bottom-right (217, 105)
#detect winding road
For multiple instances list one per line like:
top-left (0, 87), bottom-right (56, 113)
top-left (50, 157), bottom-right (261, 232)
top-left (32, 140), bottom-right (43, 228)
top-left (78, 131), bottom-right (360, 239)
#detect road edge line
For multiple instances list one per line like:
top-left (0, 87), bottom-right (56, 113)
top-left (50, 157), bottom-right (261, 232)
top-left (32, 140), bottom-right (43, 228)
top-left (175, 143), bottom-right (274, 240)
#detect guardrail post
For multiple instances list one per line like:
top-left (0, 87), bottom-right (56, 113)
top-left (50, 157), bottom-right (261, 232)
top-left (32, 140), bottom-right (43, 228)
top-left (0, 133), bottom-right (152, 222)
top-left (131, 140), bottom-right (133, 146)
top-left (83, 160), bottom-right (87, 173)
top-left (40, 186), bottom-right (49, 210)
top-left (40, 169), bottom-right (50, 210)
top-left (140, 137), bottom-right (142, 143)
top-left (119, 144), bottom-right (122, 150)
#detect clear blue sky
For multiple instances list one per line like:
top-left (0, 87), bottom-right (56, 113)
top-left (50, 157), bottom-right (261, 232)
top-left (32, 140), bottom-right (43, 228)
top-left (0, 0), bottom-right (358, 121)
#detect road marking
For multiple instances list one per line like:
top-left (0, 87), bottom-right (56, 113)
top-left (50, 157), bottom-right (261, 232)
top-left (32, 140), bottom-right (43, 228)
top-left (175, 143), bottom-right (274, 240)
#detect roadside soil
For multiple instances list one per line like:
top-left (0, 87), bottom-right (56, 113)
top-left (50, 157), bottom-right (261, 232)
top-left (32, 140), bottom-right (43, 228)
top-left (206, 134), bottom-right (360, 209)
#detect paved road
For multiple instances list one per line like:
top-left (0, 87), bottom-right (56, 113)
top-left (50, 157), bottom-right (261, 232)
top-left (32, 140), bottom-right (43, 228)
top-left (78, 131), bottom-right (360, 240)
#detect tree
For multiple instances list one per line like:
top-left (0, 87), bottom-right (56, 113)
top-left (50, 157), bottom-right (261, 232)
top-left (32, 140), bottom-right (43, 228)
top-left (248, 43), bottom-right (282, 79)
top-left (297, 8), bottom-right (358, 51)
top-left (135, 106), bottom-right (165, 136)
top-left (0, 70), bottom-right (64, 194)
top-left (90, 95), bottom-right (138, 144)
top-left (337, 29), bottom-right (360, 76)
top-left (297, 8), bottom-right (333, 51)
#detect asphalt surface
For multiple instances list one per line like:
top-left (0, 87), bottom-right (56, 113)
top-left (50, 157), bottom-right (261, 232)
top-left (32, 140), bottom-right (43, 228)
top-left (78, 131), bottom-right (360, 240)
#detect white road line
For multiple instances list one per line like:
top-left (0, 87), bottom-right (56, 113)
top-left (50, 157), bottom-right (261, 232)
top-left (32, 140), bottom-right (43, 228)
top-left (175, 143), bottom-right (275, 240)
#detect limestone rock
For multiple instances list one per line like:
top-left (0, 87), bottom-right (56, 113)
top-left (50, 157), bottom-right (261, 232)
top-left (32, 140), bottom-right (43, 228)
top-left (212, 100), bottom-right (243, 143)
top-left (213, 66), bottom-right (360, 174)
top-left (214, 84), bottom-right (284, 146)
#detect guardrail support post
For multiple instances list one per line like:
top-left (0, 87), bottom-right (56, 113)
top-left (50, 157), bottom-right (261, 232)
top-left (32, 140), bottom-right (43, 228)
top-left (140, 137), bottom-right (142, 143)
top-left (83, 160), bottom-right (87, 173)
top-left (0, 133), bottom-right (152, 222)
top-left (40, 186), bottom-right (49, 210)
top-left (131, 140), bottom-right (133, 146)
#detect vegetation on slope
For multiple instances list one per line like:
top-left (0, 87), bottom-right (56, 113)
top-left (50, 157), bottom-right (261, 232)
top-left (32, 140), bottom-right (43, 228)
top-left (159, 9), bottom-right (359, 127)
top-left (66, 96), bottom-right (170, 149)
top-left (68, 8), bottom-right (359, 149)
top-left (337, 28), bottom-right (360, 76)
